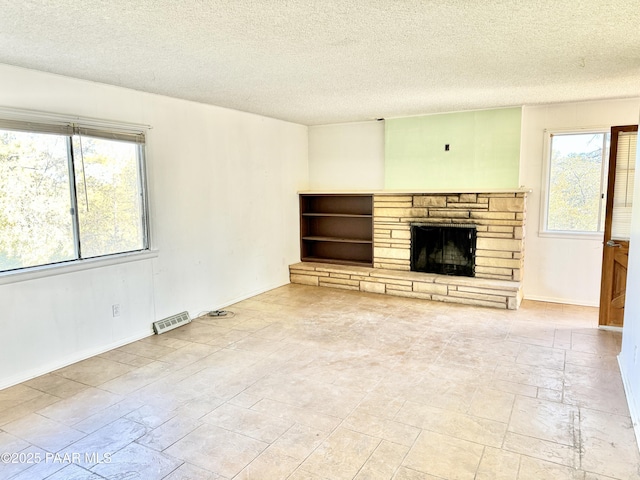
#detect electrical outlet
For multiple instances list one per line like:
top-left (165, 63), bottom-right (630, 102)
top-left (112, 304), bottom-right (121, 317)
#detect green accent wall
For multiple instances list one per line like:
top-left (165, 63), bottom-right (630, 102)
top-left (384, 108), bottom-right (521, 190)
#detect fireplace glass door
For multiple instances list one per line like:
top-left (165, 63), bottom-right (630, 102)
top-left (411, 224), bottom-right (476, 277)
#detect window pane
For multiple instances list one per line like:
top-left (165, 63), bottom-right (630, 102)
top-left (547, 133), bottom-right (606, 232)
top-left (73, 136), bottom-right (145, 258)
top-left (0, 130), bottom-right (75, 271)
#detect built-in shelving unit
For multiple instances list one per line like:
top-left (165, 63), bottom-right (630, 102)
top-left (300, 194), bottom-right (373, 267)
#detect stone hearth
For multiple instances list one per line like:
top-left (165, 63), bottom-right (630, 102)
top-left (289, 262), bottom-right (522, 309)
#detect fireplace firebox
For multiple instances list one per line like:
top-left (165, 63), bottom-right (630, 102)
top-left (411, 224), bottom-right (477, 277)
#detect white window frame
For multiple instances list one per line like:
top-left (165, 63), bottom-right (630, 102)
top-left (0, 107), bottom-right (156, 284)
top-left (539, 126), bottom-right (610, 239)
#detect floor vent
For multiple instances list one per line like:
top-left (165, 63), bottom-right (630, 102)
top-left (153, 311), bottom-right (191, 334)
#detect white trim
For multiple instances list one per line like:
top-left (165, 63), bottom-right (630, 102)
top-left (538, 231), bottom-right (604, 241)
top-left (523, 294), bottom-right (599, 307)
top-left (618, 355), bottom-right (640, 455)
top-left (542, 125), bottom-right (614, 135)
top-left (0, 250), bottom-right (159, 286)
top-left (202, 280), bottom-right (293, 313)
top-left (0, 329), bottom-right (153, 390)
top-left (599, 325), bottom-right (623, 332)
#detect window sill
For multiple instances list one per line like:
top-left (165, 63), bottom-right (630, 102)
top-left (0, 250), bottom-right (159, 286)
top-left (538, 231), bottom-right (604, 241)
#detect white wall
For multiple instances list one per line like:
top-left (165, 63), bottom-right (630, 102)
top-left (0, 64), bottom-right (308, 388)
top-left (307, 99), bottom-right (640, 306)
top-left (520, 99), bottom-right (640, 306)
top-left (619, 109), bottom-right (640, 448)
top-left (308, 121), bottom-right (384, 190)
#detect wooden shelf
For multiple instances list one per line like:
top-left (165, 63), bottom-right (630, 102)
top-left (302, 213), bottom-right (372, 218)
top-left (302, 236), bottom-right (373, 244)
top-left (300, 194), bottom-right (373, 266)
top-left (301, 257), bottom-right (373, 267)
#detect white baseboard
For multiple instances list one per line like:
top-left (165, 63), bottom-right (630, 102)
top-left (204, 280), bottom-right (292, 313)
top-left (523, 294), bottom-right (599, 307)
top-left (0, 329), bottom-right (153, 391)
top-left (599, 325), bottom-right (623, 332)
top-left (618, 355), bottom-right (640, 454)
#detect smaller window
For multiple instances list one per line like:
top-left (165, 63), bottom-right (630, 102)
top-left (541, 130), bottom-right (610, 235)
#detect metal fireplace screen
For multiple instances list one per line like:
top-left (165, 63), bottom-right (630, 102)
top-left (411, 224), bottom-right (477, 277)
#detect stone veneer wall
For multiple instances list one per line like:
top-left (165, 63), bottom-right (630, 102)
top-left (373, 192), bottom-right (526, 281)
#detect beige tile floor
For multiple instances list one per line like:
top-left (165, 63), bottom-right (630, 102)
top-left (1, 284), bottom-right (639, 479)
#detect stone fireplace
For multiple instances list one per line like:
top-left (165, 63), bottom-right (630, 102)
top-left (373, 192), bottom-right (526, 282)
top-left (290, 189), bottom-right (528, 309)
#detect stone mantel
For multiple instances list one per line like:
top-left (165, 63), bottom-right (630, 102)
top-left (298, 187), bottom-right (532, 195)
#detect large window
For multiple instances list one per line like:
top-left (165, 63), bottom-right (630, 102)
top-left (542, 130), bottom-right (609, 235)
top-left (0, 119), bottom-right (148, 273)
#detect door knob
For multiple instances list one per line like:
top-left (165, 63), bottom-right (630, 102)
top-left (606, 240), bottom-right (622, 247)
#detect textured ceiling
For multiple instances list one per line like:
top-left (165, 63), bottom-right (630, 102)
top-left (0, 1), bottom-right (639, 125)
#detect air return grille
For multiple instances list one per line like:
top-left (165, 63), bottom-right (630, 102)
top-left (153, 311), bottom-right (191, 334)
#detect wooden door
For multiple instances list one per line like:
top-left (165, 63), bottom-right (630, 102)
top-left (599, 125), bottom-right (638, 327)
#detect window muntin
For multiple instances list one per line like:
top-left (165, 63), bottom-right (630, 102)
top-left (0, 123), bottom-right (148, 273)
top-left (543, 131), bottom-right (609, 235)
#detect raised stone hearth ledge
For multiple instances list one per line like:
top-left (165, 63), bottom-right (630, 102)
top-left (289, 262), bottom-right (523, 310)
top-left (298, 188), bottom-right (532, 195)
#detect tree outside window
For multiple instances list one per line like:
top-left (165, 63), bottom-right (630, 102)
top-left (0, 125), bottom-right (148, 273)
top-left (544, 131), bottom-right (608, 234)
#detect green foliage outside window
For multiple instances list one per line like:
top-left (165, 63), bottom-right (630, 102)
top-left (0, 128), bottom-right (146, 272)
top-left (546, 133), bottom-right (607, 233)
